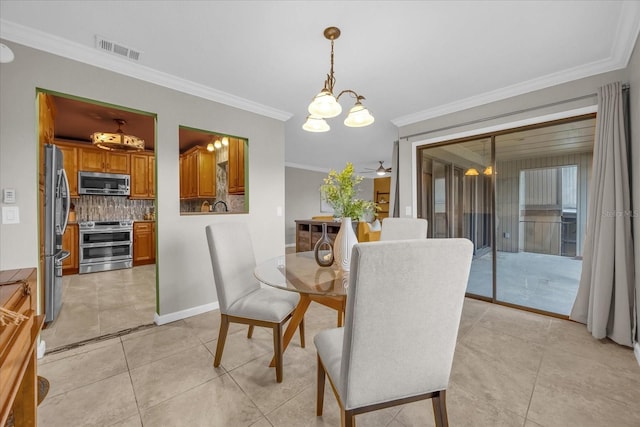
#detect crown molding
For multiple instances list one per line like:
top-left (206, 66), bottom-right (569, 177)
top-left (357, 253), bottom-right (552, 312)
top-left (284, 162), bottom-right (332, 173)
top-left (392, 2), bottom-right (640, 128)
top-left (0, 19), bottom-right (293, 122)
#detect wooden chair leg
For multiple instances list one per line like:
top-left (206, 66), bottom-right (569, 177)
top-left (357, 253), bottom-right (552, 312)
top-left (299, 316), bottom-right (305, 348)
top-left (337, 297), bottom-right (346, 327)
top-left (432, 390), bottom-right (448, 427)
top-left (316, 354), bottom-right (326, 416)
top-left (273, 323), bottom-right (283, 383)
top-left (247, 325), bottom-right (255, 338)
top-left (342, 409), bottom-right (355, 427)
top-left (342, 411), bottom-right (356, 427)
top-left (214, 314), bottom-right (230, 367)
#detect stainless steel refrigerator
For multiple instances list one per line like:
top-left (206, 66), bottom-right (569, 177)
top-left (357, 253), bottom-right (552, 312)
top-left (44, 144), bottom-right (71, 323)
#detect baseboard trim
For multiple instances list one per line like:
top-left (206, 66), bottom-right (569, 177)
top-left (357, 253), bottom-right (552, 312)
top-left (154, 302), bottom-right (219, 325)
top-left (635, 342), bottom-right (640, 367)
top-left (37, 339), bottom-right (46, 360)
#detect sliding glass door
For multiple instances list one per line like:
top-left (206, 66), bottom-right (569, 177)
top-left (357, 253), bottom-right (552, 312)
top-left (419, 138), bottom-right (493, 298)
top-left (493, 123), bottom-right (591, 314)
top-left (417, 117), bottom-right (594, 316)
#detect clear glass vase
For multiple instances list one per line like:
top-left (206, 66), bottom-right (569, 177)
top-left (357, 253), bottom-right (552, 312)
top-left (314, 222), bottom-right (334, 267)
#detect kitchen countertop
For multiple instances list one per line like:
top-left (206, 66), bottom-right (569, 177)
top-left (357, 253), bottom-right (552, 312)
top-left (180, 211), bottom-right (243, 216)
top-left (67, 220), bottom-right (156, 224)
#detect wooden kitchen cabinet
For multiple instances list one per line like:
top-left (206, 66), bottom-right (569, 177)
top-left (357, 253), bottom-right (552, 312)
top-left (148, 155), bottom-right (155, 198)
top-left (54, 141), bottom-right (79, 197)
top-left (228, 137), bottom-right (245, 195)
top-left (61, 223), bottom-right (78, 274)
top-left (133, 222), bottom-right (155, 266)
top-left (78, 146), bottom-right (130, 174)
top-left (38, 92), bottom-right (55, 146)
top-left (179, 146), bottom-right (215, 199)
top-left (130, 151), bottom-right (155, 199)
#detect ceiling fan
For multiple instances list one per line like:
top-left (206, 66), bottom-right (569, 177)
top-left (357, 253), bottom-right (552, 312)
top-left (361, 161), bottom-right (392, 176)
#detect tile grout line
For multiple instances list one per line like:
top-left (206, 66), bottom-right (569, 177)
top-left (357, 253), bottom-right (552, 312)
top-left (522, 318), bottom-right (553, 426)
top-left (120, 336), bottom-right (144, 426)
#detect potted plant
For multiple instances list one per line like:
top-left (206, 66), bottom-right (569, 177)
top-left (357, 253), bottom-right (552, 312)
top-left (320, 162), bottom-right (377, 221)
top-left (320, 162), bottom-right (378, 271)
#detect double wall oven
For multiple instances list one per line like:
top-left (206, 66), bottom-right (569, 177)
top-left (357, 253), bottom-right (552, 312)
top-left (79, 220), bottom-right (133, 274)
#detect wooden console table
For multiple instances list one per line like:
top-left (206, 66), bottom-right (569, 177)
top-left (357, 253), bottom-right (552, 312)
top-left (0, 268), bottom-right (43, 427)
top-left (295, 219), bottom-right (341, 252)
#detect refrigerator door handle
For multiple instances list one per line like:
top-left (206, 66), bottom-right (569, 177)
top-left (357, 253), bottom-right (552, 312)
top-left (57, 250), bottom-right (71, 262)
top-left (59, 168), bottom-right (71, 235)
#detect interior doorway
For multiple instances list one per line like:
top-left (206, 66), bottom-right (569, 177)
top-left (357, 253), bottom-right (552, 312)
top-left (37, 90), bottom-right (158, 352)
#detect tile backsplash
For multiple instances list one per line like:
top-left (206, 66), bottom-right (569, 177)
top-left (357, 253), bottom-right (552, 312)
top-left (73, 196), bottom-right (154, 221)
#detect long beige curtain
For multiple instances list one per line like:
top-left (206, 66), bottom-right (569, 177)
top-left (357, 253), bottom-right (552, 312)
top-left (570, 82), bottom-right (635, 347)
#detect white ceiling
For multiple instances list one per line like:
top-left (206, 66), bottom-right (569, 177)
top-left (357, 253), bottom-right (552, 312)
top-left (1, 1), bottom-right (639, 173)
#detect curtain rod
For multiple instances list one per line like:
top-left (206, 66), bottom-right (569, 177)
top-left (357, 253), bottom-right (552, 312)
top-left (400, 83), bottom-right (629, 142)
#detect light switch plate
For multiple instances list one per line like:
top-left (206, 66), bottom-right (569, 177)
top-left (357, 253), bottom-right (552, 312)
top-left (3, 188), bottom-right (16, 203)
top-left (405, 206), bottom-right (412, 216)
top-left (2, 206), bottom-right (20, 224)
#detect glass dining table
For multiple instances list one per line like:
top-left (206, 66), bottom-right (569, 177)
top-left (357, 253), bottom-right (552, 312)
top-left (254, 251), bottom-right (349, 366)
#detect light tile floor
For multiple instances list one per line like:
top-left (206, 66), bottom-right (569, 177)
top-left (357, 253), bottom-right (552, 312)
top-left (40, 265), bottom-right (156, 352)
top-left (467, 251), bottom-right (582, 315)
top-left (37, 298), bottom-right (640, 426)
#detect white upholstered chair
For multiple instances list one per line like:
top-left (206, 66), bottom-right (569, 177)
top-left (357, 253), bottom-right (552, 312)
top-left (314, 238), bottom-right (473, 426)
top-left (379, 217), bottom-right (428, 240)
top-left (205, 222), bottom-right (304, 383)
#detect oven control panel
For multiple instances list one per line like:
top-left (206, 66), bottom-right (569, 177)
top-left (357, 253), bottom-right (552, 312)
top-left (79, 220), bottom-right (133, 230)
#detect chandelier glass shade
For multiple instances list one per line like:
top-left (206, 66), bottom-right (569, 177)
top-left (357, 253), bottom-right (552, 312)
top-left (344, 102), bottom-right (375, 127)
top-left (303, 27), bottom-right (374, 133)
top-left (302, 115), bottom-right (331, 132)
top-left (91, 119), bottom-right (144, 151)
top-left (308, 89), bottom-right (342, 118)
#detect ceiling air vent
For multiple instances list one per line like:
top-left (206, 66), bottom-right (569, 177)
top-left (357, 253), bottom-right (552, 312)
top-left (95, 35), bottom-right (142, 62)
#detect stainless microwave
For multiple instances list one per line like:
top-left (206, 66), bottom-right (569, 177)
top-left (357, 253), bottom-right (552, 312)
top-left (78, 171), bottom-right (130, 196)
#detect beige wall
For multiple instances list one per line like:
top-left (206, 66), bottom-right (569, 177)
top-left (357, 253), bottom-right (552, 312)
top-left (0, 40), bottom-right (286, 318)
top-left (284, 166), bottom-right (373, 245)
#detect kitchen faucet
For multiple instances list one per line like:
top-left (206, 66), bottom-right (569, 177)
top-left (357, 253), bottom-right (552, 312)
top-left (212, 200), bottom-right (228, 212)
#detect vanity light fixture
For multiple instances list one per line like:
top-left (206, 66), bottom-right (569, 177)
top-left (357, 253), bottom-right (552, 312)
top-left (222, 136), bottom-right (229, 146)
top-left (207, 142), bottom-right (215, 152)
top-left (302, 27), bottom-right (374, 133)
top-left (214, 139), bottom-right (222, 150)
top-left (91, 119), bottom-right (144, 151)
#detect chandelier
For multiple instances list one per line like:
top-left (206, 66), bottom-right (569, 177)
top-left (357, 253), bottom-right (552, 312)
top-left (302, 27), bottom-right (375, 133)
top-left (206, 136), bottom-right (229, 152)
top-left (91, 119), bottom-right (144, 151)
